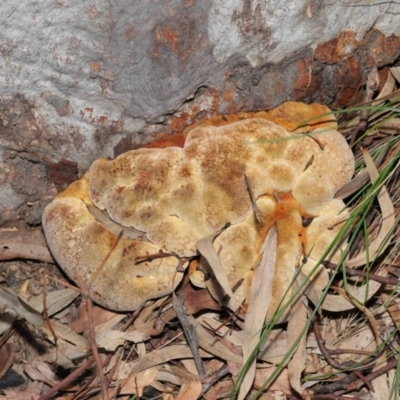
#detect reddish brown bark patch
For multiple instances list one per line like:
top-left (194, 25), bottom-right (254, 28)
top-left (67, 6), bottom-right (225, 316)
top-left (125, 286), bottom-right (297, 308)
top-left (47, 158), bottom-right (79, 191)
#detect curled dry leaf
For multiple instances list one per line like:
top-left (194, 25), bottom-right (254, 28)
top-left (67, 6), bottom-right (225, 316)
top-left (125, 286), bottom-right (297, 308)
top-left (42, 101), bottom-right (354, 319)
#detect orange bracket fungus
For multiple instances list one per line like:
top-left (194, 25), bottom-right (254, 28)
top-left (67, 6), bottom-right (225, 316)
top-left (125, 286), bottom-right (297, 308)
top-left (42, 102), bottom-right (354, 318)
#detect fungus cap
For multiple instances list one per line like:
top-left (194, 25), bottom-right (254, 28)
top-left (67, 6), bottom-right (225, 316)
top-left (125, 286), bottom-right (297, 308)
top-left (42, 102), bottom-right (354, 315)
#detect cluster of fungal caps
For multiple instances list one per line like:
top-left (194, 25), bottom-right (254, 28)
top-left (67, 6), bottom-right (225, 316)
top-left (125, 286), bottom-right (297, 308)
top-left (42, 101), bottom-right (354, 319)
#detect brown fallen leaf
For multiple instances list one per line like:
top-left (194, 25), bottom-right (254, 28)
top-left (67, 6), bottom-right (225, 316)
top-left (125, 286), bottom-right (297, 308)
top-left (335, 143), bottom-right (389, 199)
top-left (0, 286), bottom-right (44, 327)
top-left (40, 319), bottom-right (89, 365)
top-left (204, 379), bottom-right (233, 400)
top-left (346, 147), bottom-right (395, 267)
top-left (228, 362), bottom-right (291, 392)
top-left (96, 330), bottom-right (150, 351)
top-left (131, 344), bottom-right (214, 374)
top-left (196, 228), bottom-right (238, 311)
top-left (181, 278), bottom-right (221, 315)
top-left (156, 365), bottom-right (201, 386)
top-left (69, 305), bottom-right (119, 334)
top-left (24, 361), bottom-right (61, 387)
top-left (0, 229), bottom-right (53, 262)
top-left (389, 66), bottom-right (400, 83)
top-left (176, 381), bottom-right (202, 400)
top-left (375, 68), bottom-right (396, 102)
top-left (0, 343), bottom-right (14, 381)
top-left (120, 368), bottom-right (158, 396)
top-left (301, 269), bottom-right (385, 312)
top-left (1, 390), bottom-right (40, 400)
top-left (188, 315), bottom-right (242, 364)
top-left (28, 288), bottom-right (79, 316)
top-left (239, 226), bottom-right (277, 400)
top-left (287, 289), bottom-right (308, 394)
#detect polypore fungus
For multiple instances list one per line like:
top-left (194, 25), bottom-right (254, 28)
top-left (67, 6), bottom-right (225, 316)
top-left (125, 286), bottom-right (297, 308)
top-left (42, 102), bottom-right (354, 317)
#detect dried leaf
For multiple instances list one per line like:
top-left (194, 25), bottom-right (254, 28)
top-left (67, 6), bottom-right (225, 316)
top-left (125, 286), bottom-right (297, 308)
top-left (0, 229), bottom-right (54, 262)
top-left (287, 291), bottom-right (308, 394)
top-left (229, 362), bottom-right (291, 391)
top-left (40, 319), bottom-right (89, 362)
top-left (131, 344), bottom-right (213, 373)
top-left (258, 329), bottom-right (289, 364)
top-left (182, 286), bottom-right (221, 315)
top-left (188, 315), bottom-right (242, 364)
top-left (28, 288), bottom-right (79, 316)
top-left (198, 313), bottom-right (243, 347)
top-left (302, 269), bottom-right (385, 312)
top-left (96, 330), bottom-right (149, 351)
top-left (94, 313), bottom-right (126, 334)
top-left (346, 147), bottom-right (395, 267)
top-left (1, 390), bottom-right (40, 400)
top-left (204, 380), bottom-right (233, 400)
top-left (176, 381), bottom-right (202, 400)
top-left (155, 369), bottom-right (182, 386)
top-left (156, 365), bottom-right (201, 386)
top-left (0, 343), bottom-right (14, 381)
top-left (335, 143), bottom-right (389, 199)
top-left (389, 66), bottom-right (400, 84)
top-left (375, 69), bottom-right (396, 102)
top-left (24, 362), bottom-right (60, 387)
top-left (196, 229), bottom-right (238, 309)
top-left (120, 368), bottom-right (158, 396)
top-left (71, 306), bottom-right (120, 333)
top-left (0, 286), bottom-right (43, 326)
top-left (239, 226), bottom-right (277, 400)
top-left (254, 367), bottom-right (291, 391)
top-left (133, 297), bottom-right (172, 336)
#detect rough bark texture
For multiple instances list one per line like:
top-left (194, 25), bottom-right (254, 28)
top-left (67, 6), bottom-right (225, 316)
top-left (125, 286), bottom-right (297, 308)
top-left (0, 0), bottom-right (399, 226)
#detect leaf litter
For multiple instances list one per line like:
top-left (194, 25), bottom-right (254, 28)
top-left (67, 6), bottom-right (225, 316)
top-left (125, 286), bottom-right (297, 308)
top-left (1, 69), bottom-right (400, 400)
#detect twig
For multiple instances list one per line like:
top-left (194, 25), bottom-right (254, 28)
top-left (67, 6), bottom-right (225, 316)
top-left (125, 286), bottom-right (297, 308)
top-left (324, 261), bottom-right (399, 286)
top-left (349, 358), bottom-right (399, 392)
top-left (312, 318), bottom-right (375, 372)
top-left (344, 267), bottom-right (399, 286)
top-left (332, 286), bottom-right (381, 347)
top-left (88, 230), bottom-right (123, 288)
top-left (314, 357), bottom-right (398, 395)
top-left (64, 230), bottom-right (129, 399)
top-left (135, 250), bottom-right (180, 263)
